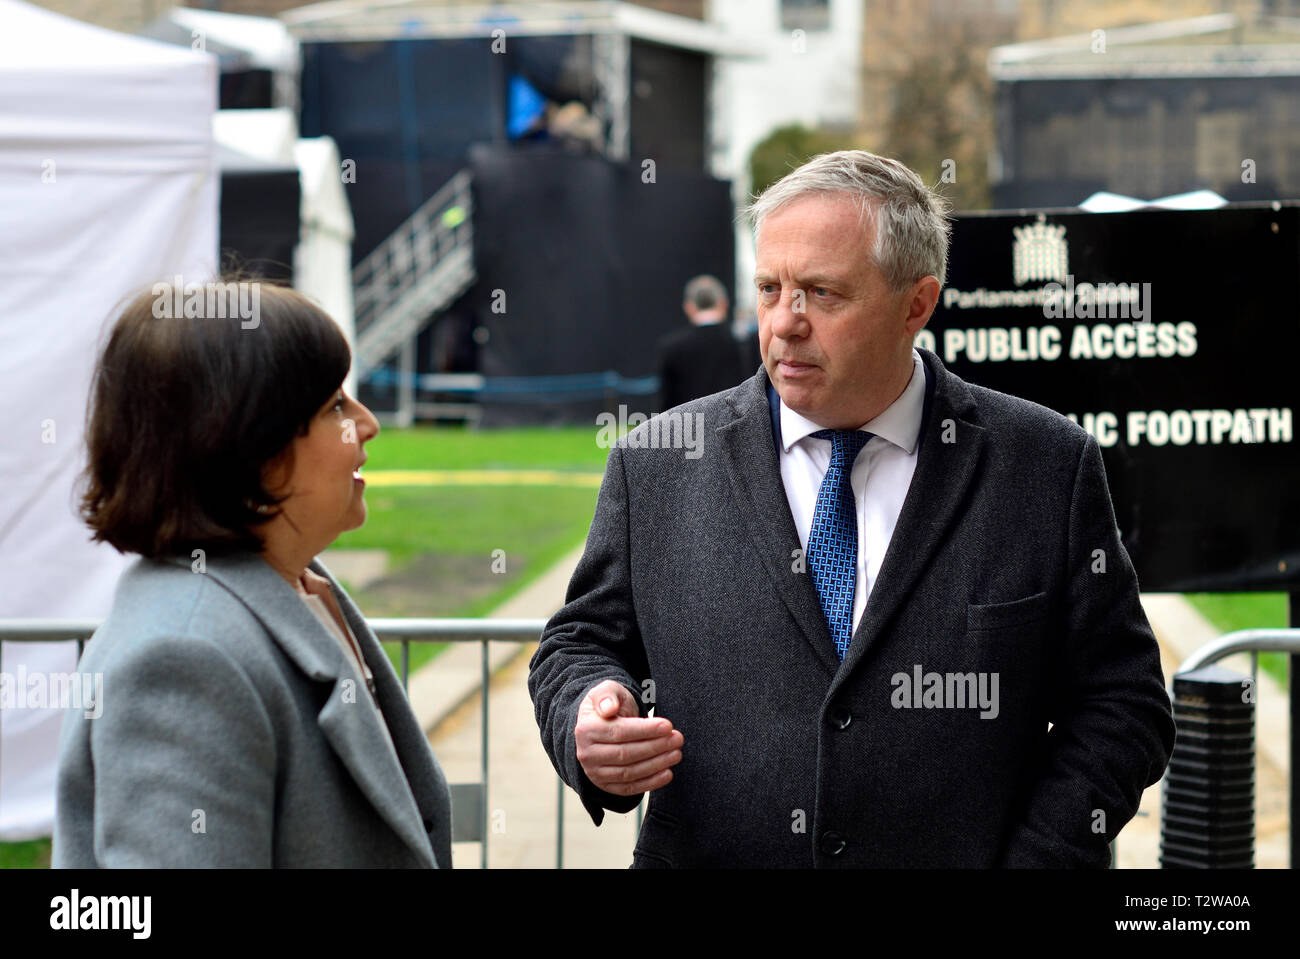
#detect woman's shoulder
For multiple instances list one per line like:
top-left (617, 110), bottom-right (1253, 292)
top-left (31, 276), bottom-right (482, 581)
top-left (87, 553), bottom-right (274, 666)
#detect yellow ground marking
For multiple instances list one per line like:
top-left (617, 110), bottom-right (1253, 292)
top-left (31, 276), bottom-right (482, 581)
top-left (363, 469), bottom-right (603, 488)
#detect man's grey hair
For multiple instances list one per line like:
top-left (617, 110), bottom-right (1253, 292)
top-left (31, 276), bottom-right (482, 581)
top-left (683, 274), bottom-right (728, 310)
top-left (744, 150), bottom-right (952, 291)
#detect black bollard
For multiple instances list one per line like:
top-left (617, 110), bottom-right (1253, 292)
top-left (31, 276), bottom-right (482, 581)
top-left (1160, 663), bottom-right (1255, 868)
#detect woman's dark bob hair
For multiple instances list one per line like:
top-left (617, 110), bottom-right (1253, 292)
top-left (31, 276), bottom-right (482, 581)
top-left (80, 279), bottom-right (352, 558)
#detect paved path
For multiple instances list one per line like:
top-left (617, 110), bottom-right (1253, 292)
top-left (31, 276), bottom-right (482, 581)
top-left (420, 557), bottom-right (1290, 868)
top-left (420, 544), bottom-right (643, 869)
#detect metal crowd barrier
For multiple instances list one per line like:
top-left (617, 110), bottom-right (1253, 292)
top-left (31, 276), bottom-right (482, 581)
top-left (8, 620), bottom-right (1296, 868)
top-left (0, 617), bottom-right (639, 869)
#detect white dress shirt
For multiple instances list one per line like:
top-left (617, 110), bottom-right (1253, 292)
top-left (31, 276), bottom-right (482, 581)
top-left (778, 349), bottom-right (927, 635)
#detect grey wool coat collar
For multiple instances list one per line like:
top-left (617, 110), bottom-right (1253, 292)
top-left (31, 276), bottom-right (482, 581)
top-left (718, 347), bottom-right (986, 687)
top-left (165, 550), bottom-right (449, 868)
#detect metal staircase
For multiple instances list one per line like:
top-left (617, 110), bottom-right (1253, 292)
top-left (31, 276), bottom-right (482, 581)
top-left (353, 169), bottom-right (476, 422)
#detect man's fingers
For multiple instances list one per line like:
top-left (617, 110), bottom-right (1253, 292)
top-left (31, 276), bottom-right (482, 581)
top-left (582, 679), bottom-right (640, 720)
top-left (599, 768), bottom-right (675, 797)
top-left (579, 731), bottom-right (683, 768)
top-left (575, 681), bottom-right (682, 794)
top-left (579, 715), bottom-right (675, 744)
top-left (589, 748), bottom-right (682, 786)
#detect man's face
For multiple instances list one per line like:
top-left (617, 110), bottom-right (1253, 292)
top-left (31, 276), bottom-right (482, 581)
top-left (755, 193), bottom-right (923, 428)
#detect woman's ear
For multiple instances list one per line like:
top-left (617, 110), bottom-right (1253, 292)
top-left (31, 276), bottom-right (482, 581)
top-left (260, 442), bottom-right (296, 499)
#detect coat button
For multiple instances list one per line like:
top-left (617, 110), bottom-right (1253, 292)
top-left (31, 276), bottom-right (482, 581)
top-left (827, 704), bottom-right (852, 729)
top-left (820, 831), bottom-right (847, 856)
top-left (424, 817), bottom-right (435, 832)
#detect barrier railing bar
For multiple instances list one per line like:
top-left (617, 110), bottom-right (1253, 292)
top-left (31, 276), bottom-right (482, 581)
top-left (481, 638), bottom-right (489, 870)
top-left (0, 617), bottom-right (551, 644)
top-left (557, 776), bottom-right (565, 870)
top-left (1174, 628), bottom-right (1300, 674)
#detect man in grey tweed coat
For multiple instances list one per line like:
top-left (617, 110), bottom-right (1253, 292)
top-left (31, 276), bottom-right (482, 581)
top-left (528, 151), bottom-right (1175, 868)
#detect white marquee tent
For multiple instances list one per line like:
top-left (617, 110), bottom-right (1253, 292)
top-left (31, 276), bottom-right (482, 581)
top-left (0, 0), bottom-right (218, 839)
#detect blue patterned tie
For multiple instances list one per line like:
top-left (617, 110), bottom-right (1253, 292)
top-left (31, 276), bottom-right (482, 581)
top-left (806, 429), bottom-right (872, 660)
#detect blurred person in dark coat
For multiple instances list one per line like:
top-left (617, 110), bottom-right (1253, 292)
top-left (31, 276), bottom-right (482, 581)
top-left (656, 275), bottom-right (748, 412)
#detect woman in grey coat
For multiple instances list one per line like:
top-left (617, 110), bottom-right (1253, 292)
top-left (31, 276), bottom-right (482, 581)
top-left (53, 282), bottom-right (452, 868)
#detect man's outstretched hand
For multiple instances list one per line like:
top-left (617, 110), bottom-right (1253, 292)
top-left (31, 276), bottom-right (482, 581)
top-left (574, 679), bottom-right (683, 797)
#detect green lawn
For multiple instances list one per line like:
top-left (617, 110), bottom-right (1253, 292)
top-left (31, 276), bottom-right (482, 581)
top-left (1183, 592), bottom-right (1290, 689)
top-left (335, 484), bottom-right (601, 674)
top-left (361, 425), bottom-right (610, 472)
top-left (337, 485), bottom-right (600, 568)
top-left (332, 425), bottom-right (607, 675)
top-left (0, 838), bottom-right (50, 869)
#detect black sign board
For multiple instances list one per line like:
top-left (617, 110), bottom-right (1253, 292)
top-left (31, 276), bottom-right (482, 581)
top-left (926, 204), bottom-right (1299, 592)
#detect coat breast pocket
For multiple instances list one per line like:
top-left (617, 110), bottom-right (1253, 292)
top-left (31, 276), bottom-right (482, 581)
top-left (967, 591), bottom-right (1050, 721)
top-left (967, 590), bottom-right (1049, 634)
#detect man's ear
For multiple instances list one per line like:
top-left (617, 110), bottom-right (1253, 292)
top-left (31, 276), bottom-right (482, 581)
top-left (903, 276), bottom-right (941, 336)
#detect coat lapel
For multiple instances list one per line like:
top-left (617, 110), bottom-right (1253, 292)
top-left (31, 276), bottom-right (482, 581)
top-left (717, 370), bottom-right (842, 676)
top-left (832, 348), bottom-right (987, 689)
top-left (311, 558), bottom-right (451, 869)
top-left (184, 552), bottom-right (436, 867)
